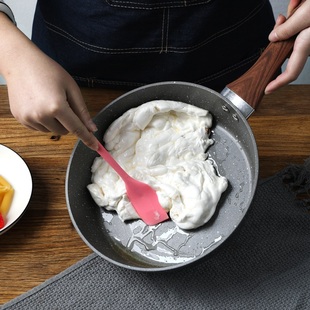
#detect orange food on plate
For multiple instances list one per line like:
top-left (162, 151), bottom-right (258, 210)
top-left (0, 175), bottom-right (14, 228)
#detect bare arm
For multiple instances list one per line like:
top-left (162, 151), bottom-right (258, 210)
top-left (0, 12), bottom-right (98, 150)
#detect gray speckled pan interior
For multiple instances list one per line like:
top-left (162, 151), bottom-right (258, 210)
top-left (65, 81), bottom-right (259, 271)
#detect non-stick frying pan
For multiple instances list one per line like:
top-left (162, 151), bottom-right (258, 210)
top-left (66, 35), bottom-right (295, 271)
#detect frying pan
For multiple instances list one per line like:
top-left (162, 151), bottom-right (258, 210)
top-left (66, 36), bottom-right (295, 271)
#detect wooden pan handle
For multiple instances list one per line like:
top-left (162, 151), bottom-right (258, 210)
top-left (226, 0), bottom-right (304, 110)
top-left (226, 39), bottom-right (294, 109)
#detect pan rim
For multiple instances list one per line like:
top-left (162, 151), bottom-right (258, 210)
top-left (65, 81), bottom-right (259, 272)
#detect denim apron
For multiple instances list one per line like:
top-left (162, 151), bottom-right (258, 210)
top-left (32, 0), bottom-right (275, 91)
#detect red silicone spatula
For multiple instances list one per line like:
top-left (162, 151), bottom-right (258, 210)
top-left (96, 140), bottom-right (169, 225)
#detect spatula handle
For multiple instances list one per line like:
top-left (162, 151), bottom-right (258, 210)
top-left (97, 141), bottom-right (130, 181)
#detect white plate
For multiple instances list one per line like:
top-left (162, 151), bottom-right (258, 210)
top-left (0, 144), bottom-right (32, 234)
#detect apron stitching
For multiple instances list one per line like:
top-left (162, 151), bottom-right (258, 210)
top-left (197, 52), bottom-right (260, 84)
top-left (180, 0), bottom-right (267, 53)
top-left (106, 0), bottom-right (213, 10)
top-left (160, 9), bottom-right (165, 53)
top-left (73, 76), bottom-right (144, 88)
top-left (44, 0), bottom-right (266, 54)
top-left (159, 9), bottom-right (170, 53)
top-left (45, 21), bottom-right (161, 53)
top-left (73, 52), bottom-right (260, 87)
top-left (165, 8), bottom-right (170, 53)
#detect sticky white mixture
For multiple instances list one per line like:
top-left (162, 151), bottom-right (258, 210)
top-left (87, 100), bottom-right (228, 230)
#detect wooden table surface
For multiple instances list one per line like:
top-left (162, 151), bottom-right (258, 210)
top-left (0, 84), bottom-right (310, 304)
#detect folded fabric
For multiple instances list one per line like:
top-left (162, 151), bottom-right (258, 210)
top-left (2, 162), bottom-right (310, 310)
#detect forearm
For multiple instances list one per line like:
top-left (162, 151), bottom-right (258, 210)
top-left (0, 11), bottom-right (48, 84)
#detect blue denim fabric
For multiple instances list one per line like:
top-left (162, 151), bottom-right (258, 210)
top-left (32, 0), bottom-right (275, 91)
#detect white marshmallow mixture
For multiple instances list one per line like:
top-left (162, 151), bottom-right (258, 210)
top-left (87, 100), bottom-right (228, 230)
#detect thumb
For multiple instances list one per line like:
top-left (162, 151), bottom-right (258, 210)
top-left (269, 16), bottom-right (299, 42)
top-left (66, 82), bottom-right (98, 134)
top-left (269, 0), bottom-right (308, 42)
top-left (287, 0), bottom-right (303, 16)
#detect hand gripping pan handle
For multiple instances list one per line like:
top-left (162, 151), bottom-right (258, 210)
top-left (221, 1), bottom-right (304, 119)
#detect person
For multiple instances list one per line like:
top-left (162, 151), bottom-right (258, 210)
top-left (0, 0), bottom-right (309, 151)
top-left (267, 0), bottom-right (310, 93)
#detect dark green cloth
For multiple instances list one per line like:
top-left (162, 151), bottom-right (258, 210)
top-left (2, 163), bottom-right (310, 310)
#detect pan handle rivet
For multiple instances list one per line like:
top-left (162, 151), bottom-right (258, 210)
top-left (222, 105), bottom-right (229, 112)
top-left (232, 114), bottom-right (239, 122)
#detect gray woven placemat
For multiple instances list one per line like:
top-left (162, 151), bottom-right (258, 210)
top-left (2, 162), bottom-right (310, 310)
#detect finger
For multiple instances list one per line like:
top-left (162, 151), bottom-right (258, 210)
top-left (269, 1), bottom-right (309, 41)
top-left (23, 122), bottom-right (50, 132)
top-left (287, 0), bottom-right (302, 16)
top-left (274, 14), bottom-right (287, 29)
top-left (22, 117), bottom-right (69, 135)
top-left (265, 46), bottom-right (308, 94)
top-left (55, 104), bottom-right (99, 150)
top-left (36, 117), bottom-right (69, 135)
top-left (66, 84), bottom-right (98, 133)
top-left (17, 107), bottom-right (70, 135)
top-left (269, 14), bottom-right (287, 39)
top-left (23, 102), bottom-right (98, 149)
